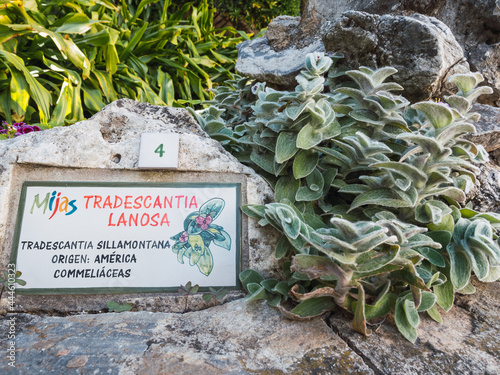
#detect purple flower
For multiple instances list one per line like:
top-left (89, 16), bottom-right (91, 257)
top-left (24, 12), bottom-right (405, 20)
top-left (179, 231), bottom-right (189, 243)
top-left (21, 126), bottom-right (34, 134)
top-left (1, 122), bottom-right (41, 137)
top-left (195, 215), bottom-right (212, 231)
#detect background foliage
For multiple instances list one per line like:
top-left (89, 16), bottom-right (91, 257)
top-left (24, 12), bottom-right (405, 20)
top-left (0, 0), bottom-right (250, 130)
top-left (172, 0), bottom-right (300, 32)
top-left (192, 52), bottom-right (500, 342)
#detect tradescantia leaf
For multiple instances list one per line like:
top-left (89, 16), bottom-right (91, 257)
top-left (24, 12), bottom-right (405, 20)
top-left (426, 304), bottom-right (443, 323)
top-left (239, 269), bottom-right (264, 291)
top-left (355, 245), bottom-right (400, 273)
top-left (411, 101), bottom-right (454, 129)
top-left (352, 284), bottom-right (372, 336)
top-left (349, 188), bottom-right (415, 212)
top-left (293, 150), bottom-right (319, 179)
top-left (417, 247), bottom-right (445, 267)
top-left (245, 283), bottom-right (268, 301)
top-left (403, 299), bottom-right (420, 328)
top-left (447, 243), bottom-right (472, 290)
top-left (416, 291), bottom-right (437, 312)
top-left (372, 161), bottom-right (427, 190)
top-left (275, 176), bottom-right (301, 203)
top-left (352, 292), bottom-right (397, 321)
top-left (395, 297), bottom-right (418, 343)
top-left (286, 296), bottom-right (336, 318)
top-left (449, 73), bottom-right (483, 95)
top-left (276, 132), bottom-right (298, 163)
top-left (415, 201), bottom-right (452, 224)
top-left (433, 259), bottom-right (455, 312)
top-left (275, 235), bottom-right (292, 259)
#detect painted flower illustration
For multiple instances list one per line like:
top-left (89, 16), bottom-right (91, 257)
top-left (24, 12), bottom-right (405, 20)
top-left (195, 214), bottom-right (212, 230)
top-left (170, 198), bottom-right (231, 276)
top-left (179, 231), bottom-right (189, 243)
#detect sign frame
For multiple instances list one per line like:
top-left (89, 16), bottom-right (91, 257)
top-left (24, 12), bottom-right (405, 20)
top-left (10, 181), bottom-right (242, 295)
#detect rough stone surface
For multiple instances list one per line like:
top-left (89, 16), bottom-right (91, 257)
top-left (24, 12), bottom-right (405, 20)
top-left (467, 162), bottom-right (500, 213)
top-left (0, 99), bottom-right (279, 313)
top-left (329, 279), bottom-right (500, 375)
top-left (237, 0), bottom-right (500, 104)
top-left (2, 281), bottom-right (499, 373)
top-left (468, 42), bottom-right (500, 106)
top-left (465, 103), bottom-right (500, 152)
top-left (264, 15), bottom-right (302, 51)
top-left (0, 299), bottom-right (373, 374)
top-left (300, 0), bottom-right (500, 55)
top-left (323, 11), bottom-right (469, 102)
top-left (306, 0), bottom-right (500, 104)
top-left (236, 35), bottom-right (325, 89)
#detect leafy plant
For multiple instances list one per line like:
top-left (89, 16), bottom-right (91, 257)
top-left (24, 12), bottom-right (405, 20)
top-left (174, 0), bottom-right (300, 32)
top-left (0, 269), bottom-right (26, 301)
top-left (202, 287), bottom-right (228, 305)
top-left (0, 0), bottom-right (249, 128)
top-left (178, 281), bottom-right (199, 312)
top-left (194, 52), bottom-right (499, 342)
top-left (106, 300), bottom-right (133, 312)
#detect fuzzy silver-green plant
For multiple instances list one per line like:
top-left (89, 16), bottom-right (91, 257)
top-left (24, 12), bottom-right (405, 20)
top-left (193, 52), bottom-right (500, 343)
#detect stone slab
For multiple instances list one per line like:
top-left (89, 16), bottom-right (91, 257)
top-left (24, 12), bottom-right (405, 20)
top-left (329, 279), bottom-right (500, 375)
top-left (0, 299), bottom-right (373, 374)
top-left (1, 280), bottom-right (500, 375)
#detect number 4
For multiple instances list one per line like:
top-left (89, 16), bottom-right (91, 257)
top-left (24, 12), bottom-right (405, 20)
top-left (155, 144), bottom-right (165, 157)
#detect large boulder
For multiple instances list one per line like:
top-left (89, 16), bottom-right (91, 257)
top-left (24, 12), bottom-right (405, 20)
top-left (322, 11), bottom-right (469, 102)
top-left (300, 0), bottom-right (500, 52)
top-left (236, 16), bottom-right (324, 89)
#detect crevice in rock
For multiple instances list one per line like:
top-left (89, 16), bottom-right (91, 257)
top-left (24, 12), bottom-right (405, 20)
top-left (144, 338), bottom-right (166, 354)
top-left (436, 56), bottom-right (468, 95)
top-left (325, 315), bottom-right (384, 375)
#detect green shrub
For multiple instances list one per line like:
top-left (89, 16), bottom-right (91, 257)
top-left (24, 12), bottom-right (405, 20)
top-left (0, 0), bottom-right (249, 130)
top-left (192, 52), bottom-right (499, 342)
top-left (212, 0), bottom-right (300, 31)
top-left (172, 0), bottom-right (300, 31)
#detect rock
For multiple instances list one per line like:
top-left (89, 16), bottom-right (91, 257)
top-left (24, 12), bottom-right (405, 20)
top-left (300, 0), bottom-right (500, 50)
top-left (236, 0), bottom-right (500, 104)
top-left (236, 34), bottom-right (325, 89)
top-left (265, 15), bottom-right (302, 51)
top-left (322, 11), bottom-right (469, 102)
top-left (468, 42), bottom-right (500, 106)
top-left (329, 279), bottom-right (500, 375)
top-left (2, 283), bottom-right (499, 373)
top-left (465, 103), bottom-right (500, 152)
top-left (0, 299), bottom-right (374, 374)
top-left (467, 162), bottom-right (500, 213)
top-left (0, 99), bottom-right (280, 314)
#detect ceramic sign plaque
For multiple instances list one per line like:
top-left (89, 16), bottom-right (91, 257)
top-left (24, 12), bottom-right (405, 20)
top-left (11, 181), bottom-right (241, 294)
top-left (138, 133), bottom-right (180, 169)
